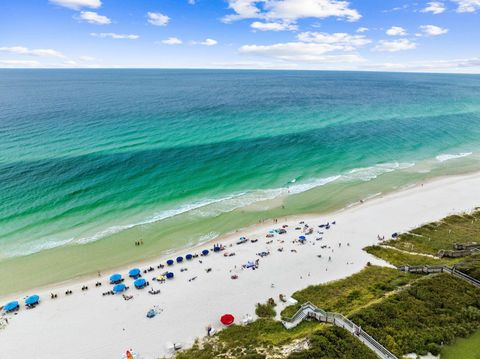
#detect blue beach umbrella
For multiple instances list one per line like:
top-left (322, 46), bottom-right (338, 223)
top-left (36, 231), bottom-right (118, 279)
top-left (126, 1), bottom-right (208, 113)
top-left (202, 249), bottom-right (209, 256)
top-left (109, 274), bottom-right (122, 284)
top-left (166, 259), bottom-right (174, 266)
top-left (213, 245), bottom-right (221, 252)
top-left (186, 254), bottom-right (193, 260)
top-left (25, 295), bottom-right (40, 306)
top-left (176, 256), bottom-right (183, 263)
top-left (299, 236), bottom-right (306, 240)
top-left (134, 278), bottom-right (147, 289)
top-left (113, 284), bottom-right (126, 293)
top-left (166, 272), bottom-right (174, 279)
top-left (4, 301), bottom-right (19, 312)
top-left (129, 268), bottom-right (141, 278)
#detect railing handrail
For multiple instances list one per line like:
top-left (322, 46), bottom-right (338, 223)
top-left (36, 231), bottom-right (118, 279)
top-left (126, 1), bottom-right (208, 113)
top-left (399, 265), bottom-right (480, 287)
top-left (281, 302), bottom-right (398, 359)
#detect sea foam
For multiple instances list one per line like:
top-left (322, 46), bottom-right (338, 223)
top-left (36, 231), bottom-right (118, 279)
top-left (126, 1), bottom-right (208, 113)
top-left (436, 152), bottom-right (472, 163)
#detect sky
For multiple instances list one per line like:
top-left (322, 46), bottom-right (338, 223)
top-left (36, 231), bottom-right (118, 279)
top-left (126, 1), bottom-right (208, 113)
top-left (1, 0), bottom-right (479, 72)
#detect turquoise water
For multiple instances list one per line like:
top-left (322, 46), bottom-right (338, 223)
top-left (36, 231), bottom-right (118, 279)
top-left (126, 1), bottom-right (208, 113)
top-left (1, 69), bottom-right (480, 260)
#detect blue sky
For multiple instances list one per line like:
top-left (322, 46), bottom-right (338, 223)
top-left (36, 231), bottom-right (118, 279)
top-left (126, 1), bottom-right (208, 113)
top-left (1, 0), bottom-right (479, 72)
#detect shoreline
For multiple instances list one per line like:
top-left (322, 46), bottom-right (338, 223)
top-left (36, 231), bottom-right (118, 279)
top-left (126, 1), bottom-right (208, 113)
top-left (1, 170), bottom-right (480, 358)
top-left (0, 169), bottom-right (478, 302)
top-left (1, 154), bottom-right (478, 296)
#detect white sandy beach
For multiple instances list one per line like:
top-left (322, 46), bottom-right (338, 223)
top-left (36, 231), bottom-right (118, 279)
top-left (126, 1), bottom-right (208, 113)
top-left (1, 171), bottom-right (480, 359)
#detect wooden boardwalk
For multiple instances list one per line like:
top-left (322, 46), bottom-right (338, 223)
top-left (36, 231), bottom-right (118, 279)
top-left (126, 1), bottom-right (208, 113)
top-left (281, 302), bottom-right (398, 359)
top-left (398, 265), bottom-right (480, 287)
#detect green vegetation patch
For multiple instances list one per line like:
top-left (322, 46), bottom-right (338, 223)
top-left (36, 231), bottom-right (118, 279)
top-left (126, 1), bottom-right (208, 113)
top-left (174, 319), bottom-right (323, 359)
top-left (455, 253), bottom-right (480, 281)
top-left (256, 299), bottom-right (277, 318)
top-left (364, 245), bottom-right (459, 267)
top-left (384, 210), bottom-right (480, 256)
top-left (281, 265), bottom-right (414, 318)
top-left (441, 328), bottom-right (480, 359)
top-left (350, 273), bottom-right (480, 357)
top-left (288, 326), bottom-right (378, 359)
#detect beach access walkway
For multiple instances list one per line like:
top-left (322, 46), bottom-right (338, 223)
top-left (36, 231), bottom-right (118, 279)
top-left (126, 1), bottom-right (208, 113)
top-left (281, 302), bottom-right (398, 359)
top-left (398, 265), bottom-right (480, 288)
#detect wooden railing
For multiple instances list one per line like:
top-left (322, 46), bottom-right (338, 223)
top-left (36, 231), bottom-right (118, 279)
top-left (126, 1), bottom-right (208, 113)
top-left (398, 265), bottom-right (480, 288)
top-left (282, 302), bottom-right (398, 359)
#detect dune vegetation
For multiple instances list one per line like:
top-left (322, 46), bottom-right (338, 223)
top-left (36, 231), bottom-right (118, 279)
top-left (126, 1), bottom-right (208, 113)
top-left (172, 211), bottom-right (480, 359)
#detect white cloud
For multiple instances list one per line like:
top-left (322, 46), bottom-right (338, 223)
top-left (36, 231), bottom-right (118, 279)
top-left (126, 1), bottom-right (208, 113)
top-left (383, 4), bottom-right (410, 12)
top-left (147, 12), bottom-right (170, 26)
top-left (421, 1), bottom-right (446, 14)
top-left (223, 0), bottom-right (361, 24)
top-left (356, 27), bottom-right (369, 33)
top-left (0, 46), bottom-right (65, 58)
top-left (452, 0), bottom-right (480, 12)
top-left (297, 32), bottom-right (371, 48)
top-left (193, 38), bottom-right (218, 46)
top-left (212, 60), bottom-right (298, 69)
top-left (373, 39), bottom-right (416, 52)
top-left (0, 60), bottom-right (42, 67)
top-left (161, 37), bottom-right (183, 45)
top-left (79, 56), bottom-right (96, 61)
top-left (250, 21), bottom-right (297, 31)
top-left (78, 11), bottom-right (111, 25)
top-left (90, 32), bottom-right (139, 40)
top-left (188, 0), bottom-right (196, 4)
top-left (49, 0), bottom-right (101, 10)
top-left (239, 29), bottom-right (369, 64)
top-left (364, 57), bottom-right (480, 72)
top-left (239, 42), bottom-right (364, 62)
top-left (386, 26), bottom-right (407, 36)
top-left (420, 24), bottom-right (448, 36)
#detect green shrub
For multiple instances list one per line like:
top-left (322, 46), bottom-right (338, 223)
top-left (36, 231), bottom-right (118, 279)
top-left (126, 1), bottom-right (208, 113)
top-left (256, 301), bottom-right (276, 318)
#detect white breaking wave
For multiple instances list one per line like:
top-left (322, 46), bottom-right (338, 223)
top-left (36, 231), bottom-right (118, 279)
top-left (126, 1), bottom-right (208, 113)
top-left (2, 159), bottom-right (418, 257)
top-left (3, 237), bottom-right (76, 257)
top-left (341, 162), bottom-right (415, 182)
top-left (436, 152), bottom-right (472, 163)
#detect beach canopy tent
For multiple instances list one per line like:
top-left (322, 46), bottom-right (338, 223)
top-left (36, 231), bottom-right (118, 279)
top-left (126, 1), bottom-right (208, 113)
top-left (129, 268), bottom-right (141, 278)
top-left (166, 272), bottom-right (174, 279)
top-left (134, 278), bottom-right (147, 289)
top-left (25, 295), bottom-right (40, 306)
top-left (220, 314), bottom-right (234, 326)
top-left (3, 301), bottom-right (19, 312)
top-left (166, 259), bottom-right (174, 266)
top-left (176, 256), bottom-right (183, 263)
top-left (202, 249), bottom-right (209, 256)
top-left (186, 254), bottom-right (193, 260)
top-left (113, 284), bottom-right (126, 293)
top-left (110, 274), bottom-right (122, 284)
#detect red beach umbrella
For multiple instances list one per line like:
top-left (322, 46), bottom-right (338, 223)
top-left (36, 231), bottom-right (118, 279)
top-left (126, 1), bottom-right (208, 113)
top-left (220, 314), bottom-right (235, 326)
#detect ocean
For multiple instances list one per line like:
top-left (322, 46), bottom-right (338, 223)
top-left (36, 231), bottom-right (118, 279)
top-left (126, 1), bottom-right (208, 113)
top-left (1, 69), bottom-right (479, 294)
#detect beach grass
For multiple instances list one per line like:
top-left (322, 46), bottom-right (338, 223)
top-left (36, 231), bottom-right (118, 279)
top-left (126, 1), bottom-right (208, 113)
top-left (455, 253), bottom-right (480, 280)
top-left (441, 328), bottom-right (480, 359)
top-left (382, 209), bottom-right (480, 256)
top-left (280, 265), bottom-right (414, 318)
top-left (350, 273), bottom-right (480, 357)
top-left (173, 319), bottom-right (324, 359)
top-left (364, 245), bottom-right (460, 267)
top-left (256, 300), bottom-right (277, 318)
top-left (174, 268), bottom-right (480, 359)
top-left (173, 266), bottom-right (415, 359)
top-left (173, 208), bottom-right (480, 359)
